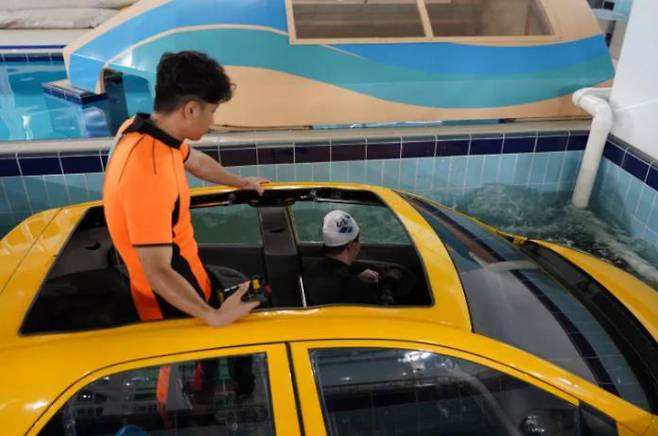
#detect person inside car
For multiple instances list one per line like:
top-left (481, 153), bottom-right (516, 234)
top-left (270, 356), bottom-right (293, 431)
top-left (305, 210), bottom-right (401, 306)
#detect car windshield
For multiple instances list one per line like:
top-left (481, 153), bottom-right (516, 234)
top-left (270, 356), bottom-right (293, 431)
top-left (400, 192), bottom-right (656, 412)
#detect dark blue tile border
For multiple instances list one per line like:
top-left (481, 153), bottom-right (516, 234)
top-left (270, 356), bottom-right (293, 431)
top-left (567, 133), bottom-right (588, 151)
top-left (0, 130), bottom-right (593, 177)
top-left (100, 151), bottom-right (109, 170)
top-left (536, 133), bottom-right (568, 152)
top-left (435, 137), bottom-right (470, 157)
top-left (0, 45), bottom-right (65, 49)
top-left (334, 144), bottom-right (366, 161)
top-left (401, 138), bottom-right (434, 158)
top-left (603, 141), bottom-right (625, 166)
top-left (622, 152), bottom-right (650, 182)
top-left (26, 53), bottom-right (52, 62)
top-left (219, 146), bottom-right (257, 167)
top-left (60, 153), bottom-right (103, 174)
top-left (258, 146), bottom-right (294, 165)
top-left (331, 140), bottom-right (366, 161)
top-left (198, 146), bottom-right (219, 162)
top-left (503, 136), bottom-right (535, 154)
top-left (295, 141), bottom-right (330, 163)
top-left (18, 156), bottom-right (61, 176)
top-left (42, 82), bottom-right (107, 105)
top-left (470, 136), bottom-right (503, 155)
top-left (603, 135), bottom-right (658, 193)
top-left (647, 166), bottom-right (658, 191)
top-left (1, 53), bottom-right (28, 63)
top-left (0, 157), bottom-right (20, 177)
top-left (366, 139), bottom-right (401, 160)
top-left (0, 51), bottom-right (64, 64)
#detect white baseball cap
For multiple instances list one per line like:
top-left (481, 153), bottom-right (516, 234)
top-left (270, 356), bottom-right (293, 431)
top-left (322, 210), bottom-right (360, 247)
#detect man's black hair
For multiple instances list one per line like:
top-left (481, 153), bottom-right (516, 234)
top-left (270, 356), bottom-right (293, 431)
top-left (154, 51), bottom-right (233, 113)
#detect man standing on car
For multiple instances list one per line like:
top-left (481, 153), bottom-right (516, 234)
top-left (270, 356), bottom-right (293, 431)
top-left (103, 51), bottom-right (267, 326)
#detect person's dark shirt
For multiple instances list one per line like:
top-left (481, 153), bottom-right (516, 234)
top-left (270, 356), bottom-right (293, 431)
top-left (305, 257), bottom-right (379, 306)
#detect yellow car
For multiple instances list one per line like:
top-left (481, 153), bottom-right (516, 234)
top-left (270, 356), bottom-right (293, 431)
top-left (1, 183), bottom-right (657, 436)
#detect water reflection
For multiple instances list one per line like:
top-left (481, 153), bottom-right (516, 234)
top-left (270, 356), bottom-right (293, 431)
top-left (0, 61), bottom-right (113, 141)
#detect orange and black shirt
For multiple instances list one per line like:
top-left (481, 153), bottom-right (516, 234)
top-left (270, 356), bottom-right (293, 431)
top-left (103, 113), bottom-right (215, 320)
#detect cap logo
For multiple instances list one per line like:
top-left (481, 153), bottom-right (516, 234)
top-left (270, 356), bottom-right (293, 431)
top-left (335, 215), bottom-right (353, 234)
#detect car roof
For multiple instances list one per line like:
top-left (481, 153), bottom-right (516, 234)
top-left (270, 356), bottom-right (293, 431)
top-left (2, 181), bottom-right (657, 353)
top-left (0, 182), bottom-right (470, 348)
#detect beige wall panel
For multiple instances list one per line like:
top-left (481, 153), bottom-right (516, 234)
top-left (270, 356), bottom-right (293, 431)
top-left (215, 66), bottom-right (593, 127)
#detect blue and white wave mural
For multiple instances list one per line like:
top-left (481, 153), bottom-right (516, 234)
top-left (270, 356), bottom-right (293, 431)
top-left (64, 0), bottom-right (614, 126)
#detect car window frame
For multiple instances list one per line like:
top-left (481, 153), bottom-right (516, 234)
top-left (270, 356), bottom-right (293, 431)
top-left (29, 344), bottom-right (300, 436)
top-left (288, 339), bottom-right (649, 436)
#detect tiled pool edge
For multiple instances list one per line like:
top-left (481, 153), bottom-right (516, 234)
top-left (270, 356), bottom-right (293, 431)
top-left (3, 126), bottom-right (657, 246)
top-left (591, 136), bottom-right (658, 251)
top-left (1, 126), bottom-right (589, 237)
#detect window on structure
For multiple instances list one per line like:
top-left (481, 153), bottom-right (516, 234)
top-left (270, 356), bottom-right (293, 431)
top-left (425, 0), bottom-right (553, 37)
top-left (290, 0), bottom-right (426, 39)
top-left (39, 353), bottom-right (274, 436)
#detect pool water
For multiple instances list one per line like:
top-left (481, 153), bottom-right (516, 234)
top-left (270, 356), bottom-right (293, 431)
top-left (452, 184), bottom-right (658, 289)
top-left (0, 61), bottom-right (114, 141)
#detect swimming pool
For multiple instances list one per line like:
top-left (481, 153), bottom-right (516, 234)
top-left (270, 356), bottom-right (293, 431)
top-left (0, 60), bottom-right (656, 290)
top-left (0, 60), bottom-right (113, 141)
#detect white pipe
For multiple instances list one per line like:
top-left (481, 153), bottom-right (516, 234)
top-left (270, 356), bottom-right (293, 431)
top-left (571, 87), bottom-right (613, 209)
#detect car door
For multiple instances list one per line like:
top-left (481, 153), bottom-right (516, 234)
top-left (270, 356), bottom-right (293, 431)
top-left (31, 344), bottom-right (300, 436)
top-left (290, 340), bottom-right (643, 436)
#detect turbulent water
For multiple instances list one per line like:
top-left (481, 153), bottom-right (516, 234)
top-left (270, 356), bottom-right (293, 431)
top-left (443, 184), bottom-right (658, 290)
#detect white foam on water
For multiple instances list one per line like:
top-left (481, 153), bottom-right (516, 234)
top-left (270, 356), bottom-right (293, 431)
top-left (443, 184), bottom-right (658, 290)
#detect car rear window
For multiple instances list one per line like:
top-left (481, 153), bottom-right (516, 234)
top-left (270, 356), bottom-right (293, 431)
top-left (401, 193), bottom-right (658, 413)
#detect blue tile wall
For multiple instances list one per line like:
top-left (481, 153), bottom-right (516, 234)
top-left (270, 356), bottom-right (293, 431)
top-left (591, 135), bottom-right (658, 254)
top-left (0, 130), bottom-right (591, 236)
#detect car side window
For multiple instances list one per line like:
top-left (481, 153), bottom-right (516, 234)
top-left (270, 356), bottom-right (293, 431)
top-left (192, 203), bottom-right (262, 245)
top-left (311, 347), bottom-right (617, 436)
top-left (39, 353), bottom-right (274, 435)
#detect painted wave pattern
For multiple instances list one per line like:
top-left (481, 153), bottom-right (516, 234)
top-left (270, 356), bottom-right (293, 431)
top-left (107, 28), bottom-right (614, 108)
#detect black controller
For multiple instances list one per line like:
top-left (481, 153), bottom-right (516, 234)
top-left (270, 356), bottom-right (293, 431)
top-left (219, 275), bottom-right (271, 305)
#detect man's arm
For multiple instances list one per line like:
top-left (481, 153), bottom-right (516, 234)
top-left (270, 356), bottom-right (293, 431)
top-left (184, 147), bottom-right (268, 194)
top-left (136, 245), bottom-right (259, 326)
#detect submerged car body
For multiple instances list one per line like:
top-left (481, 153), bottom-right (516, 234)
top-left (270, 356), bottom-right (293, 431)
top-left (1, 182), bottom-right (657, 435)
